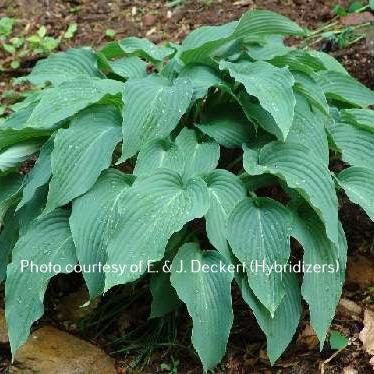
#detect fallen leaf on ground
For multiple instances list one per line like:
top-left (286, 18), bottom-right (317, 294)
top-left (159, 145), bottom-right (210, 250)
top-left (143, 15), bottom-right (157, 27)
top-left (343, 366), bottom-right (358, 374)
top-left (296, 324), bottom-right (319, 349)
top-left (341, 12), bottom-right (374, 25)
top-left (338, 298), bottom-right (362, 318)
top-left (359, 309), bottom-right (374, 356)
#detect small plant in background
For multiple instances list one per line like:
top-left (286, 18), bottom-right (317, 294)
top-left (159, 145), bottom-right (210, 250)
top-left (333, 0), bottom-right (371, 16)
top-left (105, 28), bottom-right (117, 39)
top-left (0, 17), bottom-right (78, 71)
top-left (160, 356), bottom-right (180, 373)
top-left (1, 9), bottom-right (374, 371)
top-left (305, 0), bottom-right (374, 49)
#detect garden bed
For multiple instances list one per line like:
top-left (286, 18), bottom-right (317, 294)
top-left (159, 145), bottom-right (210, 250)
top-left (1, 1), bottom-right (374, 373)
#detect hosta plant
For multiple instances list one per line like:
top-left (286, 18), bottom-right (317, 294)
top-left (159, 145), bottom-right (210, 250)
top-left (1, 9), bottom-right (374, 370)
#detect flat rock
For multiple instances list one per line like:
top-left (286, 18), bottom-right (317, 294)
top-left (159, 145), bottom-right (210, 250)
top-left (9, 326), bottom-right (116, 374)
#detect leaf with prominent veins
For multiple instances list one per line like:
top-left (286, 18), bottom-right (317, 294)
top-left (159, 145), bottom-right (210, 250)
top-left (104, 169), bottom-right (210, 290)
top-left (120, 76), bottom-right (193, 161)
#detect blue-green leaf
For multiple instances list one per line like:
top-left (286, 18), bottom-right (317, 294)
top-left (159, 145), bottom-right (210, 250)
top-left (104, 170), bottom-right (209, 290)
top-left (26, 78), bottom-right (124, 129)
top-left (118, 37), bottom-right (174, 63)
top-left (120, 76), bottom-right (193, 161)
top-left (70, 169), bottom-right (134, 298)
top-left (150, 271), bottom-right (181, 318)
top-left (220, 60), bottom-right (295, 141)
top-left (5, 209), bottom-right (77, 356)
top-left (291, 204), bottom-right (347, 346)
top-left (227, 197), bottom-right (292, 314)
top-left (317, 71), bottom-right (374, 107)
top-left (328, 121), bottom-right (374, 170)
top-left (238, 270), bottom-right (301, 364)
top-left (243, 142), bottom-right (339, 245)
top-left (336, 167), bottom-right (374, 222)
top-left (171, 242), bottom-right (234, 371)
top-left (109, 56), bottom-right (148, 79)
top-left (17, 137), bottom-right (53, 210)
top-left (45, 105), bottom-right (122, 213)
top-left (204, 169), bottom-right (246, 259)
top-left (175, 128), bottom-right (220, 179)
top-left (18, 48), bottom-right (103, 86)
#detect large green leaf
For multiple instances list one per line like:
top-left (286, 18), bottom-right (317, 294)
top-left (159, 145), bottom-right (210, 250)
top-left (328, 121), bottom-right (374, 170)
top-left (196, 103), bottom-right (255, 148)
top-left (0, 126), bottom-right (49, 152)
top-left (287, 98), bottom-right (329, 165)
top-left (308, 50), bottom-right (348, 75)
top-left (171, 242), bottom-right (234, 370)
top-left (227, 197), bottom-right (292, 314)
top-left (238, 271), bottom-right (301, 364)
top-left (246, 36), bottom-right (290, 61)
top-left (244, 142), bottom-right (339, 245)
top-left (17, 137), bottom-right (53, 210)
top-left (150, 271), bottom-right (180, 318)
top-left (70, 169), bottom-right (134, 298)
top-left (179, 10), bottom-right (304, 64)
top-left (99, 41), bottom-right (125, 60)
top-left (45, 105), bottom-right (122, 213)
top-left (220, 60), bottom-right (295, 141)
top-left (340, 109), bottom-right (374, 133)
top-left (109, 56), bottom-right (148, 79)
top-left (5, 209), bottom-right (77, 356)
top-left (17, 185), bottom-right (48, 236)
top-left (292, 72), bottom-right (329, 115)
top-left (238, 92), bottom-right (283, 141)
top-left (317, 71), bottom-right (374, 107)
top-left (336, 167), bottom-right (374, 221)
top-left (0, 209), bottom-right (18, 282)
top-left (179, 21), bottom-right (238, 64)
top-left (234, 9), bottom-right (305, 39)
top-left (178, 65), bottom-right (225, 100)
top-left (204, 169), bottom-right (246, 259)
top-left (175, 128), bottom-right (220, 179)
top-left (18, 48), bottom-right (103, 86)
top-left (0, 174), bottom-right (22, 226)
top-left (0, 142), bottom-right (40, 173)
top-left (270, 50), bottom-right (324, 75)
top-left (118, 37), bottom-right (174, 63)
top-left (134, 128), bottom-right (219, 179)
top-left (134, 138), bottom-right (185, 177)
top-left (1, 102), bottom-right (37, 130)
top-left (120, 76), bottom-right (193, 161)
top-left (291, 204), bottom-right (347, 346)
top-left (104, 170), bottom-right (209, 290)
top-left (25, 78), bottom-right (124, 129)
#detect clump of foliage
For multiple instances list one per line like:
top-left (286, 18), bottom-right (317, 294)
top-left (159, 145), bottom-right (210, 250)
top-left (1, 9), bottom-right (374, 370)
top-left (0, 17), bottom-right (77, 70)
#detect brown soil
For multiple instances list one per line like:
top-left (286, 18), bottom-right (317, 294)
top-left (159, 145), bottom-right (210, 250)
top-left (1, 1), bottom-right (374, 373)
